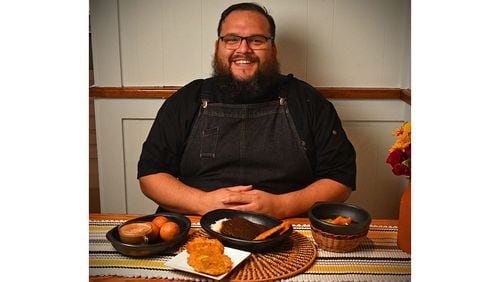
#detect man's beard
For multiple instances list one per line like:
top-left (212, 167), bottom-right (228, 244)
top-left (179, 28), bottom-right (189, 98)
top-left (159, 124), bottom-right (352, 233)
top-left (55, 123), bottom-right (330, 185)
top-left (212, 51), bottom-right (281, 103)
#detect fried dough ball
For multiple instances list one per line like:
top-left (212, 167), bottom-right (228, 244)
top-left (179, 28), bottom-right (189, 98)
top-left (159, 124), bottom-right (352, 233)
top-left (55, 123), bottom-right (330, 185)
top-left (187, 253), bottom-right (232, 275)
top-left (185, 237), bottom-right (232, 275)
top-left (186, 237), bottom-right (224, 255)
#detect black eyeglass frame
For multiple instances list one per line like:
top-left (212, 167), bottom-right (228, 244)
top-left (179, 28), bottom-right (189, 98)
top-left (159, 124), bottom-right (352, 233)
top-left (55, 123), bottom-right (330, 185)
top-left (218, 34), bottom-right (274, 50)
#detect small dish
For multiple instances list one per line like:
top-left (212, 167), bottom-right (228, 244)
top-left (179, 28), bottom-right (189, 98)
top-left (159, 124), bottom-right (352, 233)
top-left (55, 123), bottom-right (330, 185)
top-left (106, 213), bottom-right (191, 257)
top-left (308, 202), bottom-right (371, 252)
top-left (308, 202), bottom-right (371, 235)
top-left (200, 209), bottom-right (293, 252)
top-left (165, 246), bottom-right (251, 280)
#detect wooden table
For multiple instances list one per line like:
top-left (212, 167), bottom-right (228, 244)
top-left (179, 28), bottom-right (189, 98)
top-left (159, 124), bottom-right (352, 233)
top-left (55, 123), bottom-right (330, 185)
top-left (89, 213), bottom-right (409, 282)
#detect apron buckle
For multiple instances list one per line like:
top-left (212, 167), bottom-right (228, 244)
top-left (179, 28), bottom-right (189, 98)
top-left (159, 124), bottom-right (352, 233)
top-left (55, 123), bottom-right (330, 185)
top-left (201, 99), bottom-right (208, 109)
top-left (279, 97), bottom-right (287, 106)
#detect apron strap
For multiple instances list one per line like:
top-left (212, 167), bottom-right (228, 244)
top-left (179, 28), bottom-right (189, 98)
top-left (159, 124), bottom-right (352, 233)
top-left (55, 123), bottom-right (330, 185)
top-left (200, 78), bottom-right (214, 109)
top-left (276, 74), bottom-right (294, 99)
top-left (200, 78), bottom-right (213, 102)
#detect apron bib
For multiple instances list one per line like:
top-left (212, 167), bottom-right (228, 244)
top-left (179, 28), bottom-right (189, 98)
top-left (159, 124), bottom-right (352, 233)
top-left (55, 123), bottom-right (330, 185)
top-left (178, 90), bottom-right (313, 194)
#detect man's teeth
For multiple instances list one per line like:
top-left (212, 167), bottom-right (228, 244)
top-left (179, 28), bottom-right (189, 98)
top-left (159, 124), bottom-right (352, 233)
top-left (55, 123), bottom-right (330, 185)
top-left (234, 60), bottom-right (252, 64)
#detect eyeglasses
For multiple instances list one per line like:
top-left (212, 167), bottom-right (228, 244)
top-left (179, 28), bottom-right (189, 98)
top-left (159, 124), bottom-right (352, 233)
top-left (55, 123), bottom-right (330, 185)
top-left (219, 34), bottom-right (274, 50)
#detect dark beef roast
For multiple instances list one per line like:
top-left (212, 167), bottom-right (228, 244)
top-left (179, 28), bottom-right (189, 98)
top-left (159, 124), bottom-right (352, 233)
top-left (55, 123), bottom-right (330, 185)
top-left (220, 216), bottom-right (269, 240)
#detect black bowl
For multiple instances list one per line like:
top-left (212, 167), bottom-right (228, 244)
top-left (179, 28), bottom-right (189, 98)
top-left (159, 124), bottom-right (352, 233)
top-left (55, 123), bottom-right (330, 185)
top-left (106, 213), bottom-right (191, 257)
top-left (200, 209), bottom-right (293, 252)
top-left (308, 202), bottom-right (371, 235)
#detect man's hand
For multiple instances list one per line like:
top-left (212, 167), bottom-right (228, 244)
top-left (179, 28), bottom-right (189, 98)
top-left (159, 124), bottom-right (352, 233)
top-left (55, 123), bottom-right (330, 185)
top-left (197, 185), bottom-right (255, 213)
top-left (219, 179), bottom-right (351, 219)
top-left (220, 188), bottom-right (286, 218)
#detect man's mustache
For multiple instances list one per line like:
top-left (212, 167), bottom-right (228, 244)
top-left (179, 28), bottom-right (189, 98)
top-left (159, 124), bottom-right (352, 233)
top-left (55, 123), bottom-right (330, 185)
top-left (230, 54), bottom-right (259, 63)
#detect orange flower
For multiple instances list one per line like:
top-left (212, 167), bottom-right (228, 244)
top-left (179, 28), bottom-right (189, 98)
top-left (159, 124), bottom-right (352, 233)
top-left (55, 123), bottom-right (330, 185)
top-left (389, 122), bottom-right (411, 152)
top-left (387, 122), bottom-right (411, 177)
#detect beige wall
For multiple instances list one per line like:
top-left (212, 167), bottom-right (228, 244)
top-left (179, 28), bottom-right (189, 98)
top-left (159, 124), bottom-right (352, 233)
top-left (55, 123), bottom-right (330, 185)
top-left (90, 0), bottom-right (411, 87)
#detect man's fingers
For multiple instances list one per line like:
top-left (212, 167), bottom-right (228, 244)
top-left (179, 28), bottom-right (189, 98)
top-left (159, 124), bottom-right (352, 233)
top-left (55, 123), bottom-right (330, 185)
top-left (227, 185), bottom-right (253, 192)
top-left (221, 194), bottom-right (248, 204)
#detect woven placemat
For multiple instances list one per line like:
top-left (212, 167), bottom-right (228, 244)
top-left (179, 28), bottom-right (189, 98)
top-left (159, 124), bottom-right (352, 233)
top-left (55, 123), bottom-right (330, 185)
top-left (192, 229), bottom-right (317, 282)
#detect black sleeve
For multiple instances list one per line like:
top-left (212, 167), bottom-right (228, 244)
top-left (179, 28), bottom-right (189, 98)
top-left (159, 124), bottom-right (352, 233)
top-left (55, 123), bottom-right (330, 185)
top-left (287, 78), bottom-right (357, 190)
top-left (137, 80), bottom-right (203, 178)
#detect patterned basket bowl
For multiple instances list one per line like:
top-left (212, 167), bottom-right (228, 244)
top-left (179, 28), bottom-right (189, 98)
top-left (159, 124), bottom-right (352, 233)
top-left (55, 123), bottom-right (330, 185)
top-left (308, 202), bottom-right (371, 253)
top-left (310, 225), bottom-right (368, 252)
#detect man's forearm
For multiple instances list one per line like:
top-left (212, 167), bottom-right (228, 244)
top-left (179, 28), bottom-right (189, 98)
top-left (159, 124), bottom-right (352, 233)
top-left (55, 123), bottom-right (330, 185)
top-left (139, 173), bottom-right (205, 215)
top-left (279, 178), bottom-right (351, 218)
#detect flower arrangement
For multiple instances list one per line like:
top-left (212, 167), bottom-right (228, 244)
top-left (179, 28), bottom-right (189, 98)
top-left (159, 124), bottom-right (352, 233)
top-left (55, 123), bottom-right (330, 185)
top-left (386, 121), bottom-right (411, 177)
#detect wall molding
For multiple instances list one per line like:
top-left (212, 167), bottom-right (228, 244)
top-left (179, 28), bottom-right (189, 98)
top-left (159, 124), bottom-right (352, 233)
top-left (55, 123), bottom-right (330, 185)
top-left (90, 86), bottom-right (411, 105)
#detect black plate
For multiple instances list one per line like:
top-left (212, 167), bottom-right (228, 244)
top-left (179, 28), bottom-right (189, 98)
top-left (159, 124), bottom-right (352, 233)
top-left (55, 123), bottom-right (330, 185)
top-left (106, 213), bottom-right (191, 257)
top-left (200, 209), bottom-right (293, 252)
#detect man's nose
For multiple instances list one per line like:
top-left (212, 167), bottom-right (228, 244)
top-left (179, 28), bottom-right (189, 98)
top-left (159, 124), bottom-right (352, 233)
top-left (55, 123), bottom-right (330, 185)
top-left (236, 38), bottom-right (252, 52)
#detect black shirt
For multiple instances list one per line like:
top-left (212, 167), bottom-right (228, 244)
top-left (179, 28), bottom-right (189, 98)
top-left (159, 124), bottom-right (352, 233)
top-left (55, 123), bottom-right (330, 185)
top-left (137, 74), bottom-right (356, 190)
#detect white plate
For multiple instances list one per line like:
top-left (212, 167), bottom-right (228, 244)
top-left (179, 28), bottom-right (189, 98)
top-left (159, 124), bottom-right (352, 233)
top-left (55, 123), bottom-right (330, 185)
top-left (165, 246), bottom-right (251, 280)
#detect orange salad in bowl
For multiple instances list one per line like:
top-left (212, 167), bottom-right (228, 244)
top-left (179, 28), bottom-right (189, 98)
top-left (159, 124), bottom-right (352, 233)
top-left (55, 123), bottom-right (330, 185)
top-left (323, 216), bottom-right (352, 225)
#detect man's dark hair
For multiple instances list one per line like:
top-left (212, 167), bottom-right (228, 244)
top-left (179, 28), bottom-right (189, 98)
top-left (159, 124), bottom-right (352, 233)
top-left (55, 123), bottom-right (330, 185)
top-left (217, 2), bottom-right (276, 38)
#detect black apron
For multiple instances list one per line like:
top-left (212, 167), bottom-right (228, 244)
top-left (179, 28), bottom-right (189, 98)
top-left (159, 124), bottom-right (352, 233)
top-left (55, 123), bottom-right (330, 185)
top-left (177, 86), bottom-right (314, 195)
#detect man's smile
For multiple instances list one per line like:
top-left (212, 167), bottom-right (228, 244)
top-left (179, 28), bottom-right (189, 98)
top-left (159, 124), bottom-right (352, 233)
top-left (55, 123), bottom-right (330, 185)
top-left (231, 56), bottom-right (258, 73)
top-left (233, 60), bottom-right (252, 64)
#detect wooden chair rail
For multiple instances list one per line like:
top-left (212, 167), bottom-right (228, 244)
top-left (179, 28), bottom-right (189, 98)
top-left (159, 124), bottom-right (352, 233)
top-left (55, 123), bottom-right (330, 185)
top-left (90, 86), bottom-right (411, 105)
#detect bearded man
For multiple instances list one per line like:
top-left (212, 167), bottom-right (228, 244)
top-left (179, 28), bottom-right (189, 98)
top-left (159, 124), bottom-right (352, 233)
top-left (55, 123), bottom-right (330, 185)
top-left (137, 2), bottom-right (356, 219)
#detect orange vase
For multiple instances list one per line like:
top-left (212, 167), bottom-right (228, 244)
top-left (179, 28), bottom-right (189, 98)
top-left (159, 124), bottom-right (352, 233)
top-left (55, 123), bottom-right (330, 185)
top-left (397, 181), bottom-right (411, 254)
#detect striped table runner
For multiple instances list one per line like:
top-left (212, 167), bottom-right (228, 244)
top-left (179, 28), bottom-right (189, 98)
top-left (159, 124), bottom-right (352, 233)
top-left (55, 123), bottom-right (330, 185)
top-left (90, 220), bottom-right (411, 281)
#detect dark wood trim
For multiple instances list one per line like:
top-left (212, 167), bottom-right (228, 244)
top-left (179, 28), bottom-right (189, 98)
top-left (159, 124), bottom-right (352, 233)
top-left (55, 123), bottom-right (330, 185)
top-left (316, 87), bottom-right (401, 99)
top-left (89, 86), bottom-right (179, 99)
top-left (400, 89), bottom-right (411, 105)
top-left (90, 86), bottom-right (411, 104)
